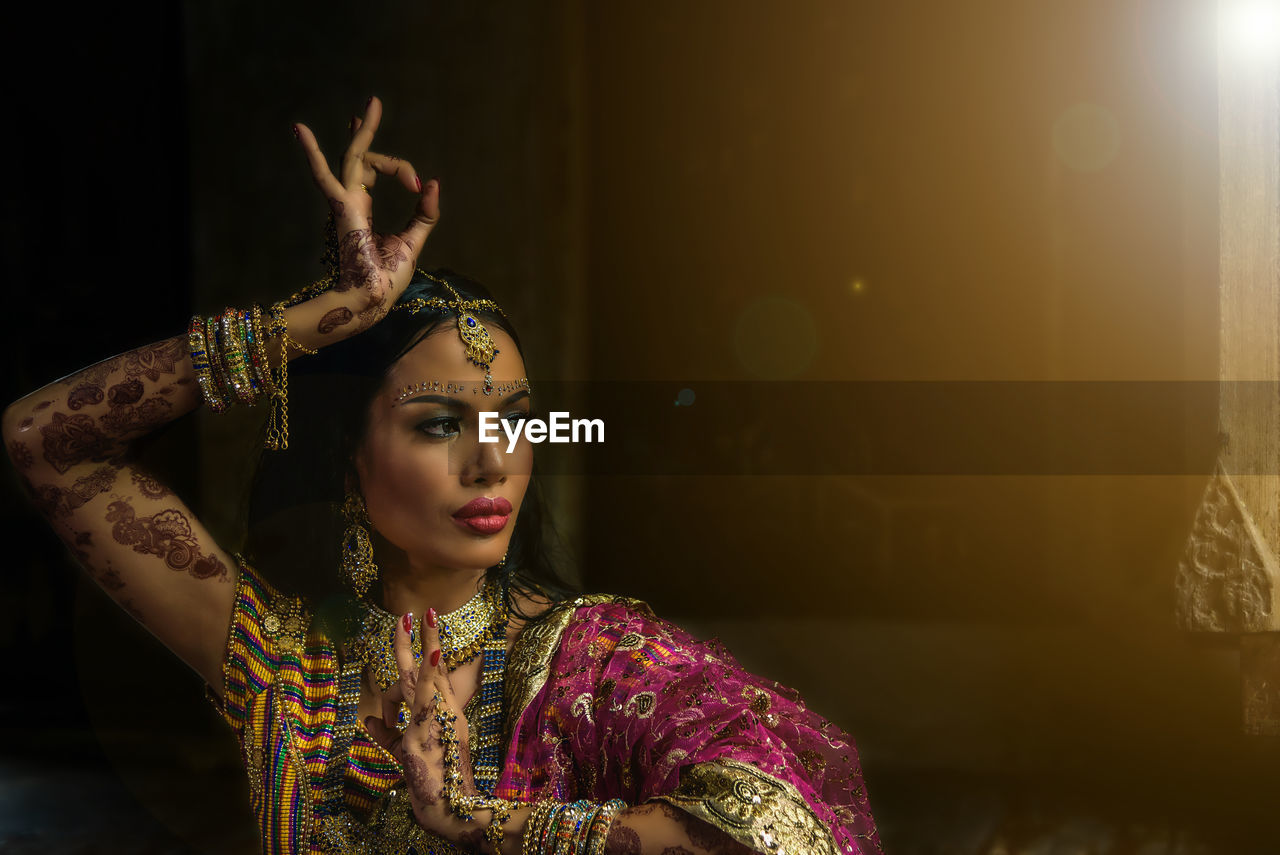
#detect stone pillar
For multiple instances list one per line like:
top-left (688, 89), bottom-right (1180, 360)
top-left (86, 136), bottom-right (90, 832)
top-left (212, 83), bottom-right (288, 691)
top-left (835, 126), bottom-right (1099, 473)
top-left (1177, 0), bottom-right (1280, 734)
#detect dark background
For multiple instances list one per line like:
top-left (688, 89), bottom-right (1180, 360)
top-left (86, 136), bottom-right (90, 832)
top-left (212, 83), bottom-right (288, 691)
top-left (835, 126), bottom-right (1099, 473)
top-left (2, 2), bottom-right (1270, 853)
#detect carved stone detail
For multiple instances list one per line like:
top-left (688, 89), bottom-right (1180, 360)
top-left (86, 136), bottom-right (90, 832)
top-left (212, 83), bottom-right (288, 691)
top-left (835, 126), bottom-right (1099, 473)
top-left (1176, 461), bottom-right (1276, 632)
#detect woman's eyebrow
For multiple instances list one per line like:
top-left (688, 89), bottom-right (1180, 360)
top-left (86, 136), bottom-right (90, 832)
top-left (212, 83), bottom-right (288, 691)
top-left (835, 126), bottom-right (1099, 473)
top-left (397, 389), bottom-right (531, 409)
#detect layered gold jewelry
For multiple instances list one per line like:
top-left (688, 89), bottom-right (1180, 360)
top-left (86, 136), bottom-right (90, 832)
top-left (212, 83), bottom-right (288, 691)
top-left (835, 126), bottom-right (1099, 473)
top-left (349, 578), bottom-right (506, 691)
top-left (435, 694), bottom-right (517, 850)
top-left (340, 490), bottom-right (379, 599)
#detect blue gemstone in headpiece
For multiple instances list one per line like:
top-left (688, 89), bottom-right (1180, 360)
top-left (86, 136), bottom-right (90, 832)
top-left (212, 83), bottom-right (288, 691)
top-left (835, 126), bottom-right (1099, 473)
top-left (466, 317), bottom-right (477, 327)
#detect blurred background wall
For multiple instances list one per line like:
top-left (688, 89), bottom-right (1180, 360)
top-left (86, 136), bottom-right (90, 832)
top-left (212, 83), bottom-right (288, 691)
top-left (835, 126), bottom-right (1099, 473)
top-left (2, 1), bottom-right (1268, 853)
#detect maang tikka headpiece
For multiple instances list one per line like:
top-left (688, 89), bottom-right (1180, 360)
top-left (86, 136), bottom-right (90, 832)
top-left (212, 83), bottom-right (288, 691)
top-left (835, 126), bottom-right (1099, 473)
top-left (392, 270), bottom-right (508, 395)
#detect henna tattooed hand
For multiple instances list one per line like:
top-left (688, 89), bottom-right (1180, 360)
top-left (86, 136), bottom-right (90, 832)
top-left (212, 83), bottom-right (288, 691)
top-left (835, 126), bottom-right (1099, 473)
top-left (293, 96), bottom-right (440, 340)
top-left (363, 610), bottom-right (483, 847)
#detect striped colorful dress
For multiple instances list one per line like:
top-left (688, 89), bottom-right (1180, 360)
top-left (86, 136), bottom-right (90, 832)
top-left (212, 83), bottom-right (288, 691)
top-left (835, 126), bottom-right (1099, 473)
top-left (206, 557), bottom-right (882, 854)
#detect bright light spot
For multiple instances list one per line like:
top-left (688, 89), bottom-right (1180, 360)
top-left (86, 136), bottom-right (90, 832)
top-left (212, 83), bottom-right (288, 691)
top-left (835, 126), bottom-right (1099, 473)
top-left (850, 278), bottom-right (867, 294)
top-left (1222, 1), bottom-right (1280, 59)
top-left (1052, 103), bottom-right (1122, 173)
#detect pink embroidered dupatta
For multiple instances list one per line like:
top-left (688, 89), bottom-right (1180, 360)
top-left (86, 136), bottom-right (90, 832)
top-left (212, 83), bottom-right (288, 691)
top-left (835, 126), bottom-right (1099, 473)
top-left (498, 594), bottom-right (883, 855)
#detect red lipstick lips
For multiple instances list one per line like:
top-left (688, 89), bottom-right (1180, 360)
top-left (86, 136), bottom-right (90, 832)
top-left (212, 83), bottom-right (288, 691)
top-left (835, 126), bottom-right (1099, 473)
top-left (452, 496), bottom-right (513, 534)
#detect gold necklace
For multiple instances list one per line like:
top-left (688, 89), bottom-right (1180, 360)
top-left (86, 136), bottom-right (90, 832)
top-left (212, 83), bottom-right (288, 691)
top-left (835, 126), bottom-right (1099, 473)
top-left (349, 579), bottom-right (506, 691)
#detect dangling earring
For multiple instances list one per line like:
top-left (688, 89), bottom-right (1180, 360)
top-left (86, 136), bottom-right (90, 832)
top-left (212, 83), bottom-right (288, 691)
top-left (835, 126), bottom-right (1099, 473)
top-left (341, 490), bottom-right (379, 599)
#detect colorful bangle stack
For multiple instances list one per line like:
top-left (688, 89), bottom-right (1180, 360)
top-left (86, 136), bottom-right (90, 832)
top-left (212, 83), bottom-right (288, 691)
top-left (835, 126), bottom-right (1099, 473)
top-left (521, 797), bottom-right (626, 855)
top-left (186, 302), bottom-right (315, 450)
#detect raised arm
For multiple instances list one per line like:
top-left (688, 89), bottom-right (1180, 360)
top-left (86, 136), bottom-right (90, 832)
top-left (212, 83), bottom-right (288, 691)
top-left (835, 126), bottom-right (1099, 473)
top-left (2, 95), bottom-right (440, 695)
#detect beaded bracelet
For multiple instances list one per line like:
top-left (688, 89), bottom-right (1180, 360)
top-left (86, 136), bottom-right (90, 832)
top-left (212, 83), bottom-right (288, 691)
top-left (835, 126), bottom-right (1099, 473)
top-left (187, 315), bottom-right (229, 413)
top-left (244, 305), bottom-right (276, 398)
top-left (219, 308), bottom-right (257, 405)
top-left (202, 314), bottom-right (234, 408)
top-left (583, 799), bottom-right (625, 855)
top-left (552, 803), bottom-right (586, 855)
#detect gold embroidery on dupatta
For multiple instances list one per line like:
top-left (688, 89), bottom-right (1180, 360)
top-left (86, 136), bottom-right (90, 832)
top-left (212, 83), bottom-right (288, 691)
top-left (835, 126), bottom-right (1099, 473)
top-left (652, 759), bottom-right (839, 855)
top-left (502, 593), bottom-right (655, 746)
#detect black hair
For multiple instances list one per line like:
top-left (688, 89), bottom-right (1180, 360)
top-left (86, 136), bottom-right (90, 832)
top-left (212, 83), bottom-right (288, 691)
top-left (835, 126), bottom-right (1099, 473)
top-left (242, 268), bottom-right (580, 636)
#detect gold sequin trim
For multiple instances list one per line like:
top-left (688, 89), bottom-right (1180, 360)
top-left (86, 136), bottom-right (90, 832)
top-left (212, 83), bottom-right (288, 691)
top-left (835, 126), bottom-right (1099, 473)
top-left (652, 759), bottom-right (840, 855)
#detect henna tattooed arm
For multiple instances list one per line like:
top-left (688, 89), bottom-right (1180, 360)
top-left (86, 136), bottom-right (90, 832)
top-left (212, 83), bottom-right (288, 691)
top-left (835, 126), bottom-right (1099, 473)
top-left (2, 96), bottom-right (441, 695)
top-left (1, 337), bottom-right (241, 689)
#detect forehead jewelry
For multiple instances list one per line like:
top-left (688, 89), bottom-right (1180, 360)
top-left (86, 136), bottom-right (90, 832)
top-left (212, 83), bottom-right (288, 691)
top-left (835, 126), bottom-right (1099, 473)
top-left (391, 377), bottom-right (531, 407)
top-left (392, 270), bottom-right (508, 395)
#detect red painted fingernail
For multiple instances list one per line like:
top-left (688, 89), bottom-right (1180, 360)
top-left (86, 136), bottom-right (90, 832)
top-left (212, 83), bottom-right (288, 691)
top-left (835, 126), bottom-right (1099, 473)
top-left (402, 613), bottom-right (414, 634)
top-left (427, 607), bottom-right (437, 628)
top-left (429, 649), bottom-right (441, 667)
top-left (366, 95), bottom-right (374, 109)
top-left (415, 174), bottom-right (423, 193)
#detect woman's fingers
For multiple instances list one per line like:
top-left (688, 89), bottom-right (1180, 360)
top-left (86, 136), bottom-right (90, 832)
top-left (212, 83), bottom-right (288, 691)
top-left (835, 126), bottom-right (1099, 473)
top-left (384, 612), bottom-right (420, 728)
top-left (342, 96), bottom-right (383, 187)
top-left (413, 605), bottom-right (462, 724)
top-left (364, 151), bottom-right (422, 195)
top-left (398, 179), bottom-right (441, 258)
top-left (411, 607), bottom-right (440, 713)
top-left (293, 122), bottom-right (345, 199)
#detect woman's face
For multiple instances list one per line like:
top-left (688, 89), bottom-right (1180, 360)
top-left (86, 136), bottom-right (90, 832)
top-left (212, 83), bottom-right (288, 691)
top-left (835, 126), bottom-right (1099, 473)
top-left (354, 321), bottom-right (533, 575)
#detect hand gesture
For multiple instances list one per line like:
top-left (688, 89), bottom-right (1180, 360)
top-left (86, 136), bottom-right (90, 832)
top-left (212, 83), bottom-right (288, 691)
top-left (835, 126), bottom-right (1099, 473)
top-left (364, 610), bottom-right (482, 845)
top-left (292, 96), bottom-right (440, 340)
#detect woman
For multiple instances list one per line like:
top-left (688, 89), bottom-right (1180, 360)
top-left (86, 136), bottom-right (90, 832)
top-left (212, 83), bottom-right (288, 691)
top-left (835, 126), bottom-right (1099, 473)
top-left (3, 97), bottom-right (882, 855)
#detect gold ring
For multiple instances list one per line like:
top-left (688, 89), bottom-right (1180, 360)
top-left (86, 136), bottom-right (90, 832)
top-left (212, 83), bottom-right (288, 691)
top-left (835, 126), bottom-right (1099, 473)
top-left (360, 183), bottom-right (370, 193)
top-left (395, 701), bottom-right (412, 732)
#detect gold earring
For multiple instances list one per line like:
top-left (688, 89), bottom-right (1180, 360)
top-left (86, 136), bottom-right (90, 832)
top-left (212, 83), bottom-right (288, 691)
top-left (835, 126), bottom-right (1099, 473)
top-left (341, 490), bottom-right (379, 599)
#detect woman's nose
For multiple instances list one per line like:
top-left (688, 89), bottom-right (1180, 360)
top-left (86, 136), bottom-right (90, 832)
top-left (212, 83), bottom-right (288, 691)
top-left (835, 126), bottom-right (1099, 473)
top-left (459, 425), bottom-right (510, 485)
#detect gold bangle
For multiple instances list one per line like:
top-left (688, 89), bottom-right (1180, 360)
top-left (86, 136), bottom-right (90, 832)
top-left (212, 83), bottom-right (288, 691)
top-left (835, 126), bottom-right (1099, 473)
top-left (220, 308), bottom-right (256, 405)
top-left (187, 314), bottom-right (228, 412)
top-left (583, 800), bottom-right (626, 855)
top-left (244, 304), bottom-right (276, 399)
top-left (522, 799), bottom-right (557, 855)
top-left (203, 314), bottom-right (234, 409)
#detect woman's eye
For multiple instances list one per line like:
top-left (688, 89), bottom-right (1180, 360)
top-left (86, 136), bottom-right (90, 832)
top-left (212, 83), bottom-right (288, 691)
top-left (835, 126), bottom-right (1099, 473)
top-left (417, 417), bottom-right (462, 438)
top-left (505, 412), bottom-right (529, 430)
